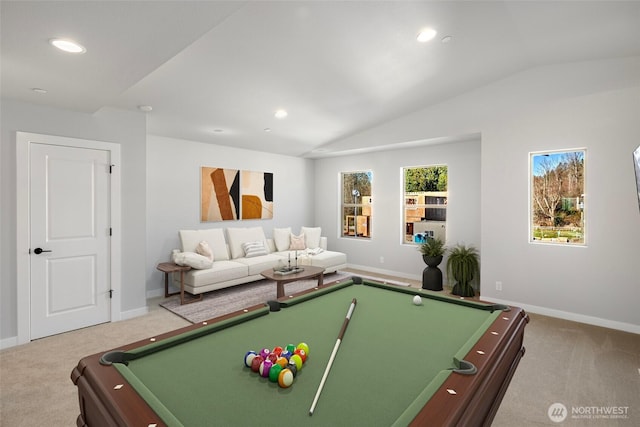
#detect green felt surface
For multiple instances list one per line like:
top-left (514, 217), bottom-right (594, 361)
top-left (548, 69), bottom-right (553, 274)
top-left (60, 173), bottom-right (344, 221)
top-left (116, 281), bottom-right (499, 427)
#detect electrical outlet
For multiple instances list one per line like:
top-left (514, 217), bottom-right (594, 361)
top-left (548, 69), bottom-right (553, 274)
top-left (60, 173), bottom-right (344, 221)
top-left (379, 256), bottom-right (384, 264)
top-left (496, 281), bottom-right (503, 291)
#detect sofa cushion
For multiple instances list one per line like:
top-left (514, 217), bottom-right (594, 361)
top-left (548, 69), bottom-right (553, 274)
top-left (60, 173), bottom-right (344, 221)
top-left (301, 226), bottom-right (321, 249)
top-left (184, 260), bottom-right (248, 287)
top-left (180, 229), bottom-right (229, 260)
top-left (242, 241), bottom-right (268, 258)
top-left (307, 250), bottom-right (347, 270)
top-left (234, 253), bottom-right (285, 276)
top-left (273, 227), bottom-right (291, 252)
top-left (227, 227), bottom-right (269, 259)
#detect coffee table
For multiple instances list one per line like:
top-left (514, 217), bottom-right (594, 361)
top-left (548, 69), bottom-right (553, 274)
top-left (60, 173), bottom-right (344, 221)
top-left (260, 265), bottom-right (324, 298)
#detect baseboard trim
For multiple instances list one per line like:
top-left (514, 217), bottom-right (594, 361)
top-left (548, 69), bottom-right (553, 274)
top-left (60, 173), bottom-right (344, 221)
top-left (120, 305), bottom-right (149, 321)
top-left (0, 336), bottom-right (18, 350)
top-left (486, 296), bottom-right (640, 334)
top-left (146, 288), bottom-right (165, 299)
top-left (346, 263), bottom-right (421, 282)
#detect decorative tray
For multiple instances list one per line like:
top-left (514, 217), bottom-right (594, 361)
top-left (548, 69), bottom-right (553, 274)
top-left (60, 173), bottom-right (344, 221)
top-left (273, 267), bottom-right (304, 275)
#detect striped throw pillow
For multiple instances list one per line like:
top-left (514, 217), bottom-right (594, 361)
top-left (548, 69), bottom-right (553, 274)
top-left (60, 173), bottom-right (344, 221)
top-left (242, 241), bottom-right (268, 258)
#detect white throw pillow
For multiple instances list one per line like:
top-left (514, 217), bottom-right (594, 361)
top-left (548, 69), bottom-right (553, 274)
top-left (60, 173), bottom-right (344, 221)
top-left (273, 227), bottom-right (291, 252)
top-left (290, 233), bottom-right (306, 250)
top-left (172, 251), bottom-right (213, 269)
top-left (301, 226), bottom-right (321, 249)
top-left (196, 240), bottom-right (214, 261)
top-left (242, 241), bottom-right (268, 258)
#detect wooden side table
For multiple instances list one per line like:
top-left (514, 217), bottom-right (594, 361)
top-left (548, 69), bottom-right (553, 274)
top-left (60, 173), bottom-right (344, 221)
top-left (156, 262), bottom-right (202, 305)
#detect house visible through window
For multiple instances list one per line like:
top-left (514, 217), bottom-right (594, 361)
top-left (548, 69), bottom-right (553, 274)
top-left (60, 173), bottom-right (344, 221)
top-left (341, 171), bottom-right (372, 239)
top-left (530, 150), bottom-right (585, 245)
top-left (403, 165), bottom-right (447, 244)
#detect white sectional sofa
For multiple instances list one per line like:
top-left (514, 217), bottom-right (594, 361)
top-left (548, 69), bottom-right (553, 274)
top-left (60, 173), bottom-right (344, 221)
top-left (173, 226), bottom-right (347, 295)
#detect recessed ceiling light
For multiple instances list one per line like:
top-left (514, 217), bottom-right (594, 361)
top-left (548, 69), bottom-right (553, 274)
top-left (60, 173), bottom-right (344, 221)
top-left (264, 128), bottom-right (272, 132)
top-left (417, 28), bottom-right (437, 43)
top-left (137, 105), bottom-right (153, 112)
top-left (441, 35), bottom-right (453, 43)
top-left (49, 38), bottom-right (86, 54)
top-left (274, 109), bottom-right (288, 119)
top-left (31, 88), bottom-right (48, 94)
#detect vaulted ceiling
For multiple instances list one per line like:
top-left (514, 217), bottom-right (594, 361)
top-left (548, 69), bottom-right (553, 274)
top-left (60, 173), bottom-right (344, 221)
top-left (2, 1), bottom-right (639, 157)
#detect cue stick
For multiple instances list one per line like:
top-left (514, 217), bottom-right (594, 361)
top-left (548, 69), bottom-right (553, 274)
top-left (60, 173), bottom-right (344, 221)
top-left (309, 298), bottom-right (357, 416)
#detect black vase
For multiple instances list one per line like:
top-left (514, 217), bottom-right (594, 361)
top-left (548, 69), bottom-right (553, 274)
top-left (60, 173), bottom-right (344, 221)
top-left (422, 255), bottom-right (443, 291)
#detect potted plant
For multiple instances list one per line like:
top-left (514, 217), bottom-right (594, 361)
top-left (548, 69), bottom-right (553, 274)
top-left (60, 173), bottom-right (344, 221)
top-left (418, 237), bottom-right (446, 290)
top-left (446, 244), bottom-right (480, 297)
top-left (418, 236), bottom-right (446, 266)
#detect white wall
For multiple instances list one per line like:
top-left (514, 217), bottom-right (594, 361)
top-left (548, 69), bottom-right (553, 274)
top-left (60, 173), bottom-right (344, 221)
top-left (481, 85), bottom-right (640, 331)
top-left (317, 56), bottom-right (640, 332)
top-left (314, 138), bottom-right (481, 282)
top-left (0, 100), bottom-right (148, 343)
top-left (145, 135), bottom-right (316, 295)
top-left (3, 56), bottom-right (638, 344)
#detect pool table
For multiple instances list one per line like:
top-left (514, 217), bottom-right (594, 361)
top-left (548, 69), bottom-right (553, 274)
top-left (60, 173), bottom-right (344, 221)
top-left (71, 278), bottom-right (528, 427)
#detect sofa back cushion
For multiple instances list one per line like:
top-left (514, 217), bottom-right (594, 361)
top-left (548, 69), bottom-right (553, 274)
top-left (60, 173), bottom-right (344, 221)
top-left (227, 227), bottom-right (268, 259)
top-left (301, 226), bottom-right (322, 249)
top-left (273, 227), bottom-right (291, 252)
top-left (180, 228), bottom-right (230, 260)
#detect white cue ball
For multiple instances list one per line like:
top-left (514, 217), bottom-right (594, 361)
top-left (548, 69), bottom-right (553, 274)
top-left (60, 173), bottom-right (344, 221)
top-left (412, 295), bottom-right (423, 306)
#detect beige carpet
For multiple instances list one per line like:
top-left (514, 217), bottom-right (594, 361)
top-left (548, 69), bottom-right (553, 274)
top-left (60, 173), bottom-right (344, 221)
top-left (1, 269), bottom-right (638, 426)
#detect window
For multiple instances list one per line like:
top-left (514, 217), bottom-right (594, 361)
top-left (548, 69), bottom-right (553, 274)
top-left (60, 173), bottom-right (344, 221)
top-left (403, 165), bottom-right (447, 244)
top-left (341, 171), bottom-right (372, 238)
top-left (530, 150), bottom-right (585, 245)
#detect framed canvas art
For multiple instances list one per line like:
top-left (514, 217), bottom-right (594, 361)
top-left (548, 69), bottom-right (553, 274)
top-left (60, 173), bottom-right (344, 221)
top-left (201, 167), bottom-right (239, 221)
top-left (241, 170), bottom-right (273, 219)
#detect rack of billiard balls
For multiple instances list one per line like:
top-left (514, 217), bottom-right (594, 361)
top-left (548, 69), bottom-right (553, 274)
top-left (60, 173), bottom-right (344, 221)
top-left (244, 343), bottom-right (309, 388)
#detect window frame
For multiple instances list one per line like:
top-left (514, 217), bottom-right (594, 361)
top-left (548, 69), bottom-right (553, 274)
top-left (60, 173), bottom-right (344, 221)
top-left (402, 165), bottom-right (448, 246)
top-left (529, 149), bottom-right (586, 246)
top-left (340, 171), bottom-right (372, 239)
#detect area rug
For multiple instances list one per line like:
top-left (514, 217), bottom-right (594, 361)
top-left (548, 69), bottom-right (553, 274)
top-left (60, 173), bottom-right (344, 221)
top-left (160, 271), bottom-right (350, 323)
top-left (159, 271), bottom-right (410, 324)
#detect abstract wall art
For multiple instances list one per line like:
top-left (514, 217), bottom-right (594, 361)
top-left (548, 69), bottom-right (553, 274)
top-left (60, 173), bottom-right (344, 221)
top-left (241, 170), bottom-right (273, 220)
top-left (201, 167), bottom-right (240, 222)
top-left (201, 167), bottom-right (273, 222)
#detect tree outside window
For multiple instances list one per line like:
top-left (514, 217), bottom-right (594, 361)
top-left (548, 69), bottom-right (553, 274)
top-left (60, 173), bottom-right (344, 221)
top-left (341, 171), bottom-right (372, 238)
top-left (403, 165), bottom-right (447, 244)
top-left (530, 150), bottom-right (585, 245)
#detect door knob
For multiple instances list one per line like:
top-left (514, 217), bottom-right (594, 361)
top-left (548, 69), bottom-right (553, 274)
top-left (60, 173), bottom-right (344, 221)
top-left (33, 248), bottom-right (52, 254)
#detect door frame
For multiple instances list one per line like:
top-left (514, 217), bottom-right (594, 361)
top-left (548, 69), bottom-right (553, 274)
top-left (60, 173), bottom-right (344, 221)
top-left (16, 132), bottom-right (122, 344)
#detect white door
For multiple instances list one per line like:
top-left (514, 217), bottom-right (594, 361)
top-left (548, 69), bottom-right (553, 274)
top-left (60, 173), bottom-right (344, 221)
top-left (29, 142), bottom-right (111, 339)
